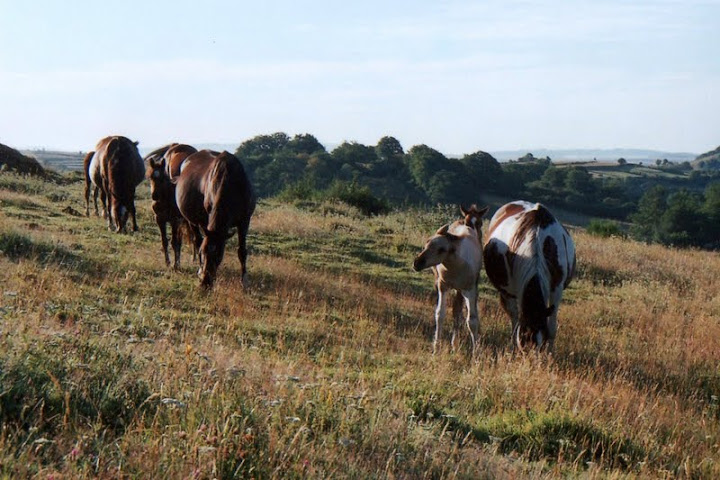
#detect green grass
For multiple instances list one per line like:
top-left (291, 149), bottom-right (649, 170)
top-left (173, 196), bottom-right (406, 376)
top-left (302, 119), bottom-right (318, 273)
top-left (1, 171), bottom-right (720, 478)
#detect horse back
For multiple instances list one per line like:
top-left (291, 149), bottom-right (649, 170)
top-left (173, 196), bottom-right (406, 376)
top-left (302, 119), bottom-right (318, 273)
top-left (166, 144), bottom-right (198, 180)
top-left (205, 152), bottom-right (255, 233)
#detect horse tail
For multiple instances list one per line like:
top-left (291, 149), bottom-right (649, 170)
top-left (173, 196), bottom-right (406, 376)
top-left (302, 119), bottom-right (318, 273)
top-left (180, 219), bottom-right (199, 261)
top-left (83, 151), bottom-right (95, 216)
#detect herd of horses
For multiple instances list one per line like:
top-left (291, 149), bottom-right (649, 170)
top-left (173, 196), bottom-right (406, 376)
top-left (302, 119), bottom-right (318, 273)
top-left (82, 135), bottom-right (576, 352)
top-left (83, 135), bottom-right (255, 288)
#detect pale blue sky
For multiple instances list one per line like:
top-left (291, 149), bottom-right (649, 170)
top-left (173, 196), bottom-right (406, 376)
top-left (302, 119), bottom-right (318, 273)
top-left (1, 0), bottom-right (718, 154)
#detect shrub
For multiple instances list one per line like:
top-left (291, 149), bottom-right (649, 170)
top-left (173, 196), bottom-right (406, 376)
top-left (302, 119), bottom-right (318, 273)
top-left (587, 219), bottom-right (625, 238)
top-left (325, 180), bottom-right (390, 216)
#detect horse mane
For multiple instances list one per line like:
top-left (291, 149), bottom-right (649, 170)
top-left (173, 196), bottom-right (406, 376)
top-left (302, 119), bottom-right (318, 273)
top-left (144, 143), bottom-right (177, 163)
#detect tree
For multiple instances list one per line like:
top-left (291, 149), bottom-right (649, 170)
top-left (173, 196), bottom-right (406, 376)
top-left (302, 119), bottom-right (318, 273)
top-left (236, 132), bottom-right (290, 158)
top-left (376, 136), bottom-right (404, 160)
top-left (617, 158), bottom-right (627, 166)
top-left (406, 145), bottom-right (472, 203)
top-left (287, 134), bottom-right (325, 155)
top-left (661, 190), bottom-right (705, 247)
top-left (331, 141), bottom-right (378, 170)
top-left (630, 185), bottom-right (667, 242)
top-left (564, 167), bottom-right (595, 198)
top-left (459, 151), bottom-right (503, 191)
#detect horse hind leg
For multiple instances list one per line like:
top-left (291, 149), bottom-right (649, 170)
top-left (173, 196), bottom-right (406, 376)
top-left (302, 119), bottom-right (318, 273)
top-left (92, 186), bottom-right (100, 216)
top-left (170, 218), bottom-right (182, 270)
top-left (130, 199), bottom-right (139, 232)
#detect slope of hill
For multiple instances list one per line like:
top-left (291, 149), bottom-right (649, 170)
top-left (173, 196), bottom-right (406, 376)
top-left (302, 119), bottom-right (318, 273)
top-left (0, 143), bottom-right (45, 175)
top-left (1, 172), bottom-right (719, 477)
top-left (692, 145), bottom-right (720, 170)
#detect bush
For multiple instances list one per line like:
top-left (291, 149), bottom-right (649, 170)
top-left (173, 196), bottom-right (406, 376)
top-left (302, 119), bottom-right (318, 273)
top-left (276, 179), bottom-right (320, 202)
top-left (325, 181), bottom-right (390, 216)
top-left (587, 219), bottom-right (625, 238)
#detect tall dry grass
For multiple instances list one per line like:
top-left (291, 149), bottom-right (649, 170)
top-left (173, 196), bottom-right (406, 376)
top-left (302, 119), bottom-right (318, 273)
top-left (1, 173), bottom-right (719, 478)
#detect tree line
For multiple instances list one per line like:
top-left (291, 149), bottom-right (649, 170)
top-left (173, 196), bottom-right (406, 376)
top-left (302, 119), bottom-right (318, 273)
top-left (234, 132), bottom-right (720, 248)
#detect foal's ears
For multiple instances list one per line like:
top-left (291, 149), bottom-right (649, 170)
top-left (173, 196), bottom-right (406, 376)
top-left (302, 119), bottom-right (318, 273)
top-left (435, 224), bottom-right (460, 243)
top-left (150, 157), bottom-right (166, 170)
top-left (460, 204), bottom-right (490, 217)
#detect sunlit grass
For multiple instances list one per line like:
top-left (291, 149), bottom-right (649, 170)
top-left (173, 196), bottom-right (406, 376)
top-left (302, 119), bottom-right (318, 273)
top-left (1, 171), bottom-right (719, 478)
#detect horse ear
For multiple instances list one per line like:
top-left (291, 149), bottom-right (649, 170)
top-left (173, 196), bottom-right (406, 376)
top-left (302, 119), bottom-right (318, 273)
top-left (134, 141), bottom-right (139, 146)
top-left (436, 224), bottom-right (450, 235)
top-left (460, 204), bottom-right (469, 216)
top-left (444, 232), bottom-right (460, 243)
top-left (478, 205), bottom-right (490, 217)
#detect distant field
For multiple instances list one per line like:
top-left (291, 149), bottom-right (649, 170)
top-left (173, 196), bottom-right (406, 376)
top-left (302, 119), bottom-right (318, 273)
top-left (21, 150), bottom-right (87, 171)
top-left (1, 172), bottom-right (719, 478)
top-left (556, 161), bottom-right (690, 180)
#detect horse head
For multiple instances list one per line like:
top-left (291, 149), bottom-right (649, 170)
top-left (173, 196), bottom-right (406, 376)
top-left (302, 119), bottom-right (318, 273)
top-left (413, 224), bottom-right (461, 272)
top-left (199, 232), bottom-right (227, 288)
top-left (460, 204), bottom-right (489, 233)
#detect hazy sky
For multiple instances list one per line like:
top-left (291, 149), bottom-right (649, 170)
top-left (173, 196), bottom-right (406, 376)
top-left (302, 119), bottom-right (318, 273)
top-left (1, 0), bottom-right (718, 154)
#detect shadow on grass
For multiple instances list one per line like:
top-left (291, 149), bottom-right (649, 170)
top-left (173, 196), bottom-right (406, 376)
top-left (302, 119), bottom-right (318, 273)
top-left (0, 229), bottom-right (106, 279)
top-left (409, 399), bottom-right (647, 472)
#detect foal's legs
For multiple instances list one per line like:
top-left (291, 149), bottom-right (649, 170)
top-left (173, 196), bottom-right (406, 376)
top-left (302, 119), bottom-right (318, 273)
top-left (158, 220), bottom-right (170, 267)
top-left (461, 286), bottom-right (479, 354)
top-left (433, 282), bottom-right (448, 354)
top-left (170, 217), bottom-right (182, 270)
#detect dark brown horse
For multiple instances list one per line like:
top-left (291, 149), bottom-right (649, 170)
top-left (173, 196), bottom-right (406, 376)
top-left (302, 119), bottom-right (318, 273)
top-left (85, 136), bottom-right (145, 232)
top-left (145, 143), bottom-right (198, 268)
top-left (175, 150), bottom-right (256, 288)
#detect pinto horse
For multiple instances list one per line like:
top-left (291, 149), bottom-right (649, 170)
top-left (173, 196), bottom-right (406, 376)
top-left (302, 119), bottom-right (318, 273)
top-left (145, 143), bottom-right (198, 268)
top-left (175, 150), bottom-right (256, 288)
top-left (413, 205), bottom-right (489, 353)
top-left (483, 201), bottom-right (576, 352)
top-left (85, 136), bottom-right (145, 232)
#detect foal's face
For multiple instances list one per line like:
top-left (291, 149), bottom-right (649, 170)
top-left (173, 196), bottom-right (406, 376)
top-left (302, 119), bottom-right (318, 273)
top-left (413, 235), bottom-right (454, 271)
top-left (147, 160), bottom-right (169, 201)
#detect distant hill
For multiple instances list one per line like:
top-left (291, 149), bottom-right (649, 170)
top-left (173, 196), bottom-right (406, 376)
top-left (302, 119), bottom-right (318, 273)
top-left (692, 145), bottom-right (720, 170)
top-left (139, 143), bottom-right (240, 158)
top-left (489, 148), bottom-right (697, 163)
top-left (0, 143), bottom-right (45, 175)
top-left (21, 149), bottom-right (87, 171)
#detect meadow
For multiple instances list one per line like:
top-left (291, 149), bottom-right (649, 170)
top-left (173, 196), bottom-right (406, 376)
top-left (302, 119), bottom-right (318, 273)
top-left (1, 171), bottom-right (719, 479)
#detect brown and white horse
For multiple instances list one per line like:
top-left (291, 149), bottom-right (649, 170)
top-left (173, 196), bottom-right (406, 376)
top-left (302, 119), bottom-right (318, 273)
top-left (175, 150), bottom-right (256, 288)
top-left (85, 136), bottom-right (145, 232)
top-left (145, 143), bottom-right (198, 268)
top-left (483, 201), bottom-right (576, 352)
top-left (413, 205), bottom-right (489, 353)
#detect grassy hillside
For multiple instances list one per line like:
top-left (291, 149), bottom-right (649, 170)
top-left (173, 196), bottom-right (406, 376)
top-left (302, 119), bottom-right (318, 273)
top-left (1, 172), bottom-right (719, 478)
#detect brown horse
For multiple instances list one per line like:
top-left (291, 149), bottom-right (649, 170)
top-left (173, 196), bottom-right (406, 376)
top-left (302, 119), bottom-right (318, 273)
top-left (175, 150), bottom-right (256, 288)
top-left (145, 143), bottom-right (198, 268)
top-left (85, 136), bottom-right (145, 232)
